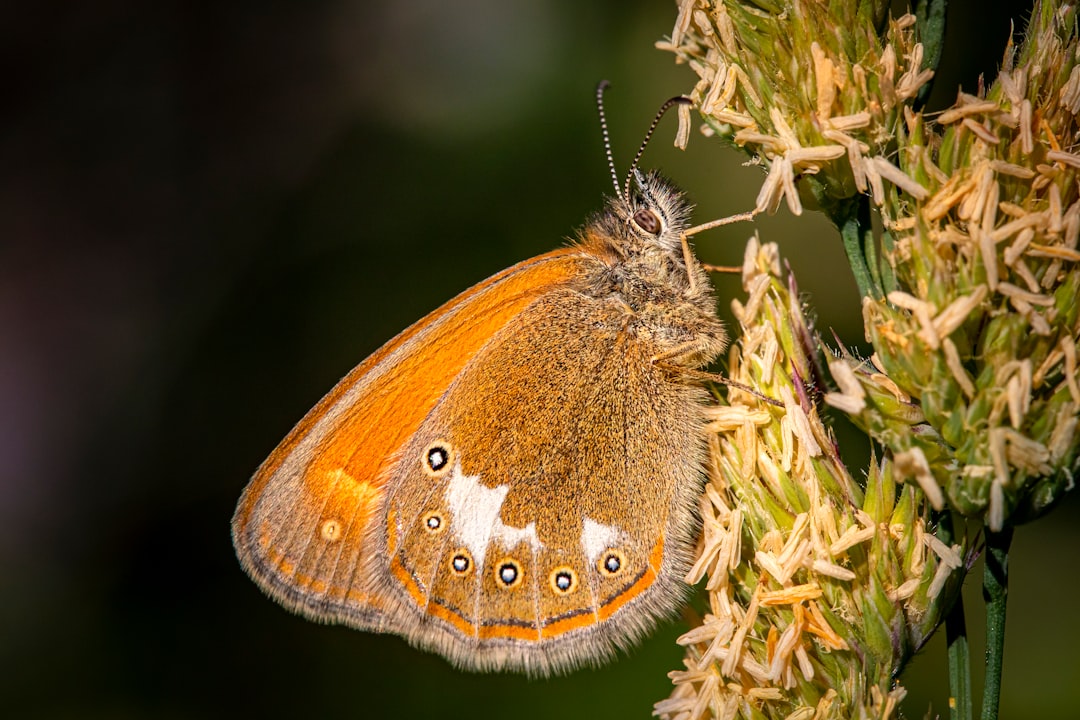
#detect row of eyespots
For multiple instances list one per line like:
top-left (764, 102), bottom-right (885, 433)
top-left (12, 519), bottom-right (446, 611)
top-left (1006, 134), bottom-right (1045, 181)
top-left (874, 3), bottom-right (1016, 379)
top-left (449, 552), bottom-right (572, 594)
top-left (422, 510), bottom-right (626, 580)
top-left (442, 547), bottom-right (627, 595)
top-left (320, 509), bottom-right (625, 590)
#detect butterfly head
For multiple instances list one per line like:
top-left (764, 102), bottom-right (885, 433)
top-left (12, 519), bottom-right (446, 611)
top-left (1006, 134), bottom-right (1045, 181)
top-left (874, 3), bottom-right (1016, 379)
top-left (589, 83), bottom-right (697, 263)
top-left (581, 168), bottom-right (695, 265)
top-left (620, 168), bottom-right (693, 252)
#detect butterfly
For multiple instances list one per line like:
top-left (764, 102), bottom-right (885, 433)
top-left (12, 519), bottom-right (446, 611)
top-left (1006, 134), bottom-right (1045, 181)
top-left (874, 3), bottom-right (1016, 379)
top-left (232, 82), bottom-right (734, 675)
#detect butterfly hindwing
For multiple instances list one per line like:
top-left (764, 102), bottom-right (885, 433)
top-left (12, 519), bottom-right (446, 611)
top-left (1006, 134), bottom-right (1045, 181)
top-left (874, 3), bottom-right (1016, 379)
top-left (378, 284), bottom-right (711, 672)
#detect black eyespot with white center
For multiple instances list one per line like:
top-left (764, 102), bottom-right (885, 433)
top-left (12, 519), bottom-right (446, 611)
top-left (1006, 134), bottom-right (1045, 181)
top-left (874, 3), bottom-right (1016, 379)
top-left (421, 439), bottom-right (454, 477)
top-left (549, 566), bottom-right (578, 595)
top-left (554, 572), bottom-right (572, 591)
top-left (427, 447), bottom-right (447, 470)
top-left (451, 553), bottom-right (471, 575)
top-left (422, 511), bottom-right (444, 534)
top-left (599, 550), bottom-right (626, 577)
top-left (631, 207), bottom-right (662, 235)
top-left (496, 558), bottom-right (523, 589)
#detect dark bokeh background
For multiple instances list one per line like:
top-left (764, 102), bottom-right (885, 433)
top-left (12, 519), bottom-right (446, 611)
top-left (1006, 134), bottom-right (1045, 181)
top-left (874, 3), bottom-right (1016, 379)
top-left (3, 0), bottom-right (1077, 717)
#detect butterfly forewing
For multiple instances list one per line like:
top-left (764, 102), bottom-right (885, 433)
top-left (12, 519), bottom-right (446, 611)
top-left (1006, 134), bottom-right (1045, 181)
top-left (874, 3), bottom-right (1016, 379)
top-left (232, 250), bottom-right (589, 629)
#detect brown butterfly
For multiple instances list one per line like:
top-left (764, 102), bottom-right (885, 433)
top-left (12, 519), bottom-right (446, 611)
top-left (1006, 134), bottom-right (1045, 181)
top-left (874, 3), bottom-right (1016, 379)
top-left (232, 82), bottom-right (733, 675)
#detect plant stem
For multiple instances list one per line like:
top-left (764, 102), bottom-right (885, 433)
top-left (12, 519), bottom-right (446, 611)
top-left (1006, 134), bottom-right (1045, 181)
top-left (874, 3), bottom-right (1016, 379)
top-left (980, 526), bottom-right (1014, 720)
top-left (837, 196), bottom-right (882, 300)
top-left (913, 0), bottom-right (949, 108)
top-left (939, 512), bottom-right (972, 720)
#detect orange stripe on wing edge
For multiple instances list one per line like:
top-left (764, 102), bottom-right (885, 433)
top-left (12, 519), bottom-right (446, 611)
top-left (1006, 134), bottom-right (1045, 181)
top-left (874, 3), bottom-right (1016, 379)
top-left (541, 536), bottom-right (667, 638)
top-left (389, 556), bottom-right (475, 638)
top-left (390, 555), bottom-right (543, 641)
top-left (390, 555), bottom-right (429, 608)
top-left (540, 608), bottom-right (598, 638)
top-left (598, 536), bottom-right (664, 621)
top-left (263, 539), bottom-right (386, 612)
top-left (477, 621), bottom-right (541, 642)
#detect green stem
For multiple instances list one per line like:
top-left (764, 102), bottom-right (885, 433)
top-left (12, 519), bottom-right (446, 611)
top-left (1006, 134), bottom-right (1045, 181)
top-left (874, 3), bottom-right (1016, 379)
top-left (837, 196), bottom-right (882, 299)
top-left (980, 526), bottom-right (1013, 720)
top-left (913, 0), bottom-right (948, 108)
top-left (941, 513), bottom-right (972, 720)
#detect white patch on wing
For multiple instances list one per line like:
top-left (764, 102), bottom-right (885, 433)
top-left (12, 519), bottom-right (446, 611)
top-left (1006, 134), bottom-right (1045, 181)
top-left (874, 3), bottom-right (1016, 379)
top-left (493, 522), bottom-right (541, 552)
top-left (444, 462), bottom-right (541, 567)
top-left (581, 518), bottom-right (624, 565)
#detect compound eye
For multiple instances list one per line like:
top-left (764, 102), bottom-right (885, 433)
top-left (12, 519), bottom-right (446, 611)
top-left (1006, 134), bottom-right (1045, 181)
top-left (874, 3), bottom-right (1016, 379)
top-left (631, 208), bottom-right (662, 235)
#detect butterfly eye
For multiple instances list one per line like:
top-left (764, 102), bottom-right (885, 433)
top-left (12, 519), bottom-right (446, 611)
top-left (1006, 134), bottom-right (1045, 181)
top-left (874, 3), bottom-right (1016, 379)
top-left (598, 550), bottom-right (625, 576)
top-left (496, 558), bottom-right (524, 589)
top-left (631, 208), bottom-right (662, 235)
top-left (422, 439), bottom-right (454, 477)
top-left (549, 567), bottom-right (578, 595)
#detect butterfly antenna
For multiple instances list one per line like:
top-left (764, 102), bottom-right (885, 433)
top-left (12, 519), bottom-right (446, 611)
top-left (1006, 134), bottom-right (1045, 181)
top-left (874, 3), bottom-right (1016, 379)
top-left (595, 80), bottom-right (622, 200)
top-left (623, 95), bottom-right (692, 201)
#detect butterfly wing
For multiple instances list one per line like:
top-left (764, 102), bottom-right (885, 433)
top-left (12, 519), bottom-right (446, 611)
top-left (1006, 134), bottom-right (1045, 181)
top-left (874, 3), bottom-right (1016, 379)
top-left (377, 283), bottom-right (712, 674)
top-left (231, 248), bottom-right (592, 629)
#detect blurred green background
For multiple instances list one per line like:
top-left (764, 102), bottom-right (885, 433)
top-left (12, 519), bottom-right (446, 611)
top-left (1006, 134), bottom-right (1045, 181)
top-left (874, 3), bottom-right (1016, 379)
top-left (3, 0), bottom-right (1077, 717)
